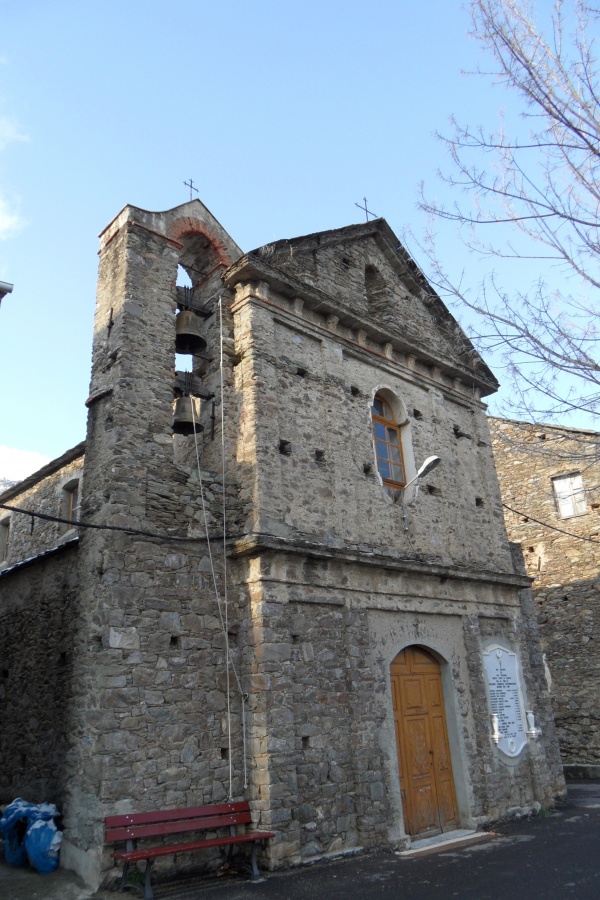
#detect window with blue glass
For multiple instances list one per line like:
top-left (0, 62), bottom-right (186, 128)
top-left (371, 394), bottom-right (406, 490)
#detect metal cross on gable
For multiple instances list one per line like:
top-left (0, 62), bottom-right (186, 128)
top-left (184, 178), bottom-right (199, 201)
top-left (355, 196), bottom-right (378, 222)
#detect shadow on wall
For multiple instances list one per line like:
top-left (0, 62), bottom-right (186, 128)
top-left (0, 546), bottom-right (78, 806)
top-left (532, 573), bottom-right (600, 764)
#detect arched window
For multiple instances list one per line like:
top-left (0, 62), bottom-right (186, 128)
top-left (372, 393), bottom-right (406, 491)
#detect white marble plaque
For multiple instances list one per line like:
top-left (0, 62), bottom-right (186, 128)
top-left (482, 644), bottom-right (527, 757)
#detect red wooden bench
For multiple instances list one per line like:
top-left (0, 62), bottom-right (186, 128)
top-left (105, 801), bottom-right (275, 900)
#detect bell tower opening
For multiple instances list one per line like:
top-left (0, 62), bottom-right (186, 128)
top-left (175, 265), bottom-right (194, 373)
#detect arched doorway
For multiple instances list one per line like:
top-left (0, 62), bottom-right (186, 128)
top-left (390, 646), bottom-right (459, 837)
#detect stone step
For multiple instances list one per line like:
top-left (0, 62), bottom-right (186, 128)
top-left (396, 828), bottom-right (493, 859)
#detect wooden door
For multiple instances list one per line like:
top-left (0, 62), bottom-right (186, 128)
top-left (390, 646), bottom-right (459, 836)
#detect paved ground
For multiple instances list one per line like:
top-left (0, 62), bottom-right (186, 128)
top-left (1, 782), bottom-right (599, 900)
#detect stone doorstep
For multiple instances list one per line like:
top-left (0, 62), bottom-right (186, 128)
top-left (395, 829), bottom-right (493, 859)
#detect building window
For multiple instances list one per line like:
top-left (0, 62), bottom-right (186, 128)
top-left (61, 480), bottom-right (80, 532)
top-left (552, 473), bottom-right (587, 519)
top-left (372, 393), bottom-right (406, 491)
top-left (0, 516), bottom-right (10, 563)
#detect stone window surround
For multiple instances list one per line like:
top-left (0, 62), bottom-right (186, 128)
top-left (371, 391), bottom-right (408, 492)
top-left (0, 514), bottom-right (10, 563)
top-left (59, 477), bottom-right (80, 537)
top-left (551, 471), bottom-right (588, 519)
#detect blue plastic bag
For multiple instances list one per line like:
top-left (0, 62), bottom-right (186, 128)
top-left (24, 817), bottom-right (62, 873)
top-left (0, 798), bottom-right (62, 872)
top-left (0, 799), bottom-right (39, 867)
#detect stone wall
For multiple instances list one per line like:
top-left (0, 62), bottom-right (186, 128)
top-left (490, 418), bottom-right (600, 762)
top-left (0, 445), bottom-right (84, 569)
top-left (0, 543), bottom-right (78, 806)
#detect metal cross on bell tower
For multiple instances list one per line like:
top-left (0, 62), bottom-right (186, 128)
top-left (184, 178), bottom-right (199, 201)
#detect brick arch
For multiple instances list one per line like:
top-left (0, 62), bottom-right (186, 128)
top-left (166, 216), bottom-right (234, 268)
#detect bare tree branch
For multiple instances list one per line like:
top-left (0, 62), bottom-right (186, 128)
top-left (417, 0), bottom-right (600, 425)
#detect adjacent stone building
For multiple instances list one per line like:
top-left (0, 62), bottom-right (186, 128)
top-left (0, 200), bottom-right (565, 890)
top-left (490, 417), bottom-right (600, 768)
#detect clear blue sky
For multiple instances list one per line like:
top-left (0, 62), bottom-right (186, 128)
top-left (0, 0), bottom-right (527, 473)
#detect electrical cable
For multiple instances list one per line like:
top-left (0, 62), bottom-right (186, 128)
top-left (502, 501), bottom-right (600, 544)
top-left (0, 500), bottom-right (243, 543)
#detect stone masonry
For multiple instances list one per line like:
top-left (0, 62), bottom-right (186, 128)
top-left (490, 417), bottom-right (600, 764)
top-left (0, 202), bottom-right (565, 891)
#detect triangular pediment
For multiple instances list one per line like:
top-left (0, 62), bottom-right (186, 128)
top-left (230, 219), bottom-right (498, 396)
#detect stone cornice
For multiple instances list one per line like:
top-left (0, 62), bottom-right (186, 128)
top-left (230, 532), bottom-right (532, 590)
top-left (0, 536), bottom-right (79, 580)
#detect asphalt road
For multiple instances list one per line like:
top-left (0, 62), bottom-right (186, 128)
top-left (1, 782), bottom-right (599, 900)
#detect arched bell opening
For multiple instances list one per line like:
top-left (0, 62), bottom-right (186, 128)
top-left (175, 266), bottom-right (195, 373)
top-left (171, 228), bottom-right (224, 446)
top-left (390, 645), bottom-right (460, 838)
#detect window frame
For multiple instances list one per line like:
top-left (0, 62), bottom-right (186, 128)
top-left (0, 515), bottom-right (10, 563)
top-left (552, 472), bottom-right (587, 519)
top-left (371, 393), bottom-right (407, 492)
top-left (60, 479), bottom-right (80, 534)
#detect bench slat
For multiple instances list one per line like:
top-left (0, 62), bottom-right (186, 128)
top-left (112, 831), bottom-right (276, 864)
top-left (106, 811), bottom-right (252, 843)
top-left (105, 801), bottom-right (249, 829)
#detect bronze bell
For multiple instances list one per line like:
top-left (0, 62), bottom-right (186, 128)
top-left (172, 396), bottom-right (203, 435)
top-left (175, 310), bottom-right (207, 355)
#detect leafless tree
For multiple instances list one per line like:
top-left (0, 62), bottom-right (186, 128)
top-left (418, 0), bottom-right (600, 424)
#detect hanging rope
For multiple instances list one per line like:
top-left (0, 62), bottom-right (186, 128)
top-left (187, 297), bottom-right (247, 798)
top-left (219, 296), bottom-right (248, 791)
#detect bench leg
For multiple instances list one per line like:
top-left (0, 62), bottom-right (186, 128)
top-left (119, 861), bottom-right (129, 892)
top-left (250, 842), bottom-right (260, 881)
top-left (143, 859), bottom-right (155, 900)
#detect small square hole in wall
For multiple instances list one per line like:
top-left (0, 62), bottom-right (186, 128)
top-left (413, 408), bottom-right (423, 420)
top-left (427, 485), bottom-right (442, 496)
top-left (342, 256), bottom-right (351, 268)
top-left (59, 651), bottom-right (68, 665)
top-left (20, 753), bottom-right (27, 768)
top-left (302, 736), bottom-right (310, 750)
top-left (475, 497), bottom-right (484, 507)
top-left (314, 449), bottom-right (325, 463)
top-left (296, 367), bottom-right (307, 378)
top-left (170, 635), bottom-right (180, 648)
top-left (1, 669), bottom-right (8, 679)
top-left (292, 634), bottom-right (301, 644)
top-left (363, 462), bottom-right (373, 475)
top-left (279, 440), bottom-right (292, 456)
top-left (221, 747), bottom-right (229, 760)
top-left (350, 385), bottom-right (360, 397)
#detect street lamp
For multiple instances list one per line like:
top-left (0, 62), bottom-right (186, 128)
top-left (0, 281), bottom-right (13, 307)
top-left (401, 455), bottom-right (441, 533)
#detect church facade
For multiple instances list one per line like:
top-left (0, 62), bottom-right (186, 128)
top-left (0, 201), bottom-right (564, 889)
